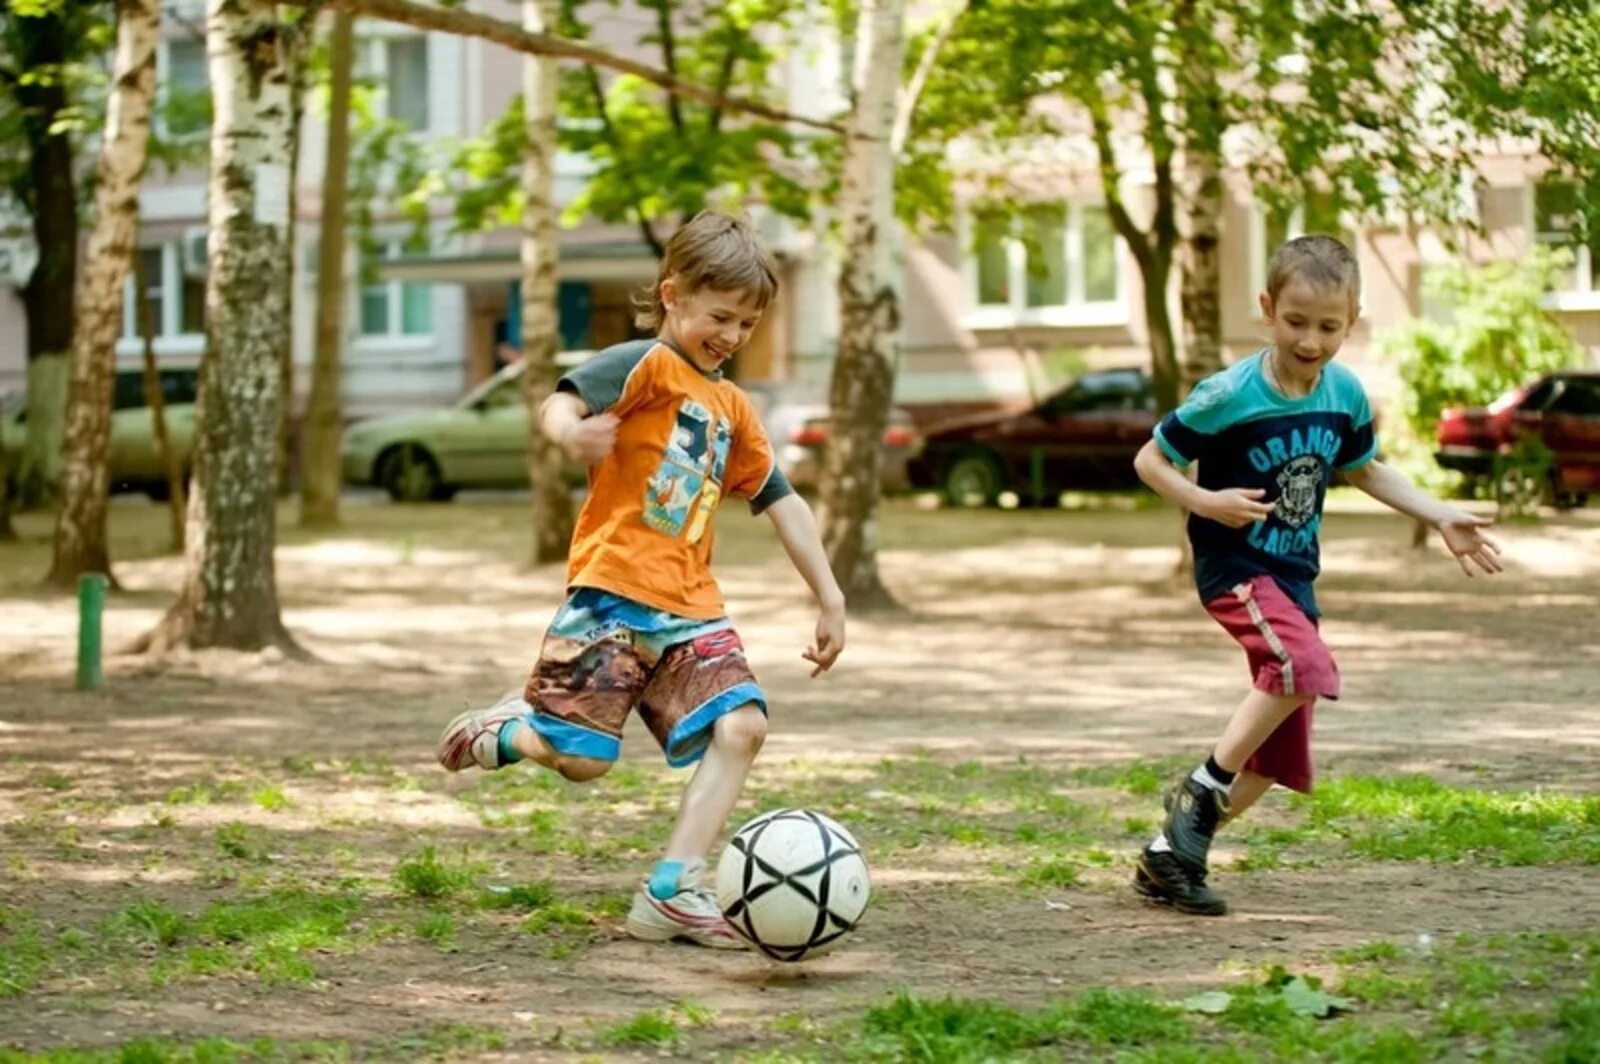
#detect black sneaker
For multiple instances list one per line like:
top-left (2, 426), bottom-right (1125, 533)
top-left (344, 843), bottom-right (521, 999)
top-left (1134, 847), bottom-right (1229, 916)
top-left (1161, 775), bottom-right (1230, 872)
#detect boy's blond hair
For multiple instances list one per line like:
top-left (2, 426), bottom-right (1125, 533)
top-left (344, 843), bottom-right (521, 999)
top-left (1266, 234), bottom-right (1360, 309)
top-left (634, 210), bottom-right (779, 330)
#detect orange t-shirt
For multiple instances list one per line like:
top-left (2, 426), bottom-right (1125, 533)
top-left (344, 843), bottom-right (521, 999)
top-left (557, 339), bottom-right (792, 619)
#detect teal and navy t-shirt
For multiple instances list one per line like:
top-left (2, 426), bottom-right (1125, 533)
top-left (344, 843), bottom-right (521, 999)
top-left (1153, 350), bottom-right (1378, 618)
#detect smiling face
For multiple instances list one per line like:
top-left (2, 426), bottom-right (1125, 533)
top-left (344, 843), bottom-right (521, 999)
top-left (658, 278), bottom-right (765, 375)
top-left (1258, 279), bottom-right (1359, 395)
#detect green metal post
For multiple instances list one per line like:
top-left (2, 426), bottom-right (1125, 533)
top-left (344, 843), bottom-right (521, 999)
top-left (76, 573), bottom-right (108, 691)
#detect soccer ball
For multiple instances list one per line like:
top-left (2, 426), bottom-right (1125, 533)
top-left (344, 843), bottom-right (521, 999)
top-left (716, 808), bottom-right (871, 962)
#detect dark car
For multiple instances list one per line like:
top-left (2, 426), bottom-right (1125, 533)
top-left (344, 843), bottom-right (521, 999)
top-left (1436, 370), bottom-right (1600, 509)
top-left (908, 368), bottom-right (1155, 505)
top-left (743, 382), bottom-right (921, 496)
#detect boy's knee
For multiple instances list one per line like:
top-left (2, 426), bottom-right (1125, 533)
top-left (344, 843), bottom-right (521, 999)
top-left (552, 755), bottom-right (612, 782)
top-left (713, 705), bottom-right (766, 760)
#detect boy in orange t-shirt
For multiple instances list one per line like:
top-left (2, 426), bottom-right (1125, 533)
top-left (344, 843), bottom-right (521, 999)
top-left (437, 211), bottom-right (846, 949)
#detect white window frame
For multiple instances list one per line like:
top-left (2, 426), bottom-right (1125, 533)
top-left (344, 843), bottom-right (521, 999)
top-left (1248, 201), bottom-right (1366, 317)
top-left (358, 32), bottom-right (433, 134)
top-left (960, 202), bottom-right (1127, 330)
top-left (353, 239), bottom-right (435, 348)
top-left (116, 241), bottom-right (205, 358)
top-left (1528, 179), bottom-right (1600, 312)
top-left (154, 35), bottom-right (209, 143)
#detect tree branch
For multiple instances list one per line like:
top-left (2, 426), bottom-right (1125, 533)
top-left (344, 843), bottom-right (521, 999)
top-left (277, 0), bottom-right (847, 134)
top-left (584, 64), bottom-right (665, 259)
top-left (890, 0), bottom-right (967, 157)
top-left (1086, 90), bottom-right (1152, 272)
top-left (650, 0), bottom-right (685, 134)
top-left (705, 16), bottom-right (741, 137)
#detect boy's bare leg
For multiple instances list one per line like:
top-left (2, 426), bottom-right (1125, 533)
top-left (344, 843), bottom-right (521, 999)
top-left (662, 704), bottom-right (766, 862)
top-left (626, 704), bottom-right (765, 950)
top-left (1213, 689), bottom-right (1308, 773)
top-left (1224, 770), bottom-right (1275, 823)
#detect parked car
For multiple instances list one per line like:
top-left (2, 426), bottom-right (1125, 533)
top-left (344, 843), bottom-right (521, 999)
top-left (1, 367), bottom-right (198, 498)
top-left (340, 362), bottom-right (540, 501)
top-left (907, 368), bottom-right (1156, 505)
top-left (1436, 370), bottom-right (1600, 509)
top-left (743, 382), bottom-right (921, 496)
top-left (339, 360), bottom-right (920, 502)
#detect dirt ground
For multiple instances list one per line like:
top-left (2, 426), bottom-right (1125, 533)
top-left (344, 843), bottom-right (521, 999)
top-left (1, 495), bottom-right (1598, 1058)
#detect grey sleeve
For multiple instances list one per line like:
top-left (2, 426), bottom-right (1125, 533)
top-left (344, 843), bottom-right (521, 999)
top-left (555, 339), bottom-right (654, 413)
top-left (749, 465), bottom-right (795, 515)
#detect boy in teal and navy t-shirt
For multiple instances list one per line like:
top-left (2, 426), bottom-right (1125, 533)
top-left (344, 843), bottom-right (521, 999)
top-left (1131, 235), bottom-right (1506, 916)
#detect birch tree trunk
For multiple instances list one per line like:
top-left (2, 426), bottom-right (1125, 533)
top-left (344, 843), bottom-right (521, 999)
top-left (817, 0), bottom-right (904, 613)
top-left (301, 9), bottom-right (354, 529)
top-left (522, 0), bottom-right (574, 564)
top-left (47, 0), bottom-right (159, 589)
top-left (1179, 147), bottom-right (1224, 391)
top-left (138, 0), bottom-right (300, 654)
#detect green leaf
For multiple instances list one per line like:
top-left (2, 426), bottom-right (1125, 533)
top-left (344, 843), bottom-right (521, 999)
top-left (1181, 991), bottom-right (1233, 1014)
top-left (1280, 976), bottom-right (1355, 1019)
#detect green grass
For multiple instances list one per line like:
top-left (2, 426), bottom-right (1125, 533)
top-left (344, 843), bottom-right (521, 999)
top-left (393, 846), bottom-right (479, 900)
top-left (1298, 775), bottom-right (1600, 866)
top-left (599, 1009), bottom-right (681, 1048)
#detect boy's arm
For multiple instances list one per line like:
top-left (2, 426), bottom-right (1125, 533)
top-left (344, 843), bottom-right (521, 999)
top-left (1133, 439), bottom-right (1275, 529)
top-left (763, 493), bottom-right (846, 676)
top-left (1341, 460), bottom-right (1504, 575)
top-left (538, 391), bottom-right (618, 466)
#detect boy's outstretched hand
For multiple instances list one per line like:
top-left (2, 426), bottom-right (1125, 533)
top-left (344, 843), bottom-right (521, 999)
top-left (804, 603), bottom-right (846, 678)
top-left (562, 413), bottom-right (619, 466)
top-left (1438, 512), bottom-right (1504, 577)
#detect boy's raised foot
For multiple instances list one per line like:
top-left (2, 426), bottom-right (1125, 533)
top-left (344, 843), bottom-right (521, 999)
top-left (626, 878), bottom-right (746, 950)
top-left (1133, 847), bottom-right (1229, 916)
top-left (437, 692), bottom-right (529, 772)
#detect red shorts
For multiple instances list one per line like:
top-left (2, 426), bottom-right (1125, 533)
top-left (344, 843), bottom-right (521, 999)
top-left (1203, 575), bottom-right (1340, 793)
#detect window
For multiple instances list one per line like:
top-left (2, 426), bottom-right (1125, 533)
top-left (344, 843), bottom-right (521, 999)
top-left (161, 37), bottom-right (211, 138)
top-left (1044, 370), bottom-right (1151, 416)
top-left (1533, 180), bottom-right (1599, 297)
top-left (1549, 377), bottom-right (1600, 417)
top-left (359, 36), bottom-right (431, 131)
top-left (967, 202), bottom-right (1123, 326)
top-left (359, 242), bottom-right (433, 339)
top-left (122, 243), bottom-right (205, 342)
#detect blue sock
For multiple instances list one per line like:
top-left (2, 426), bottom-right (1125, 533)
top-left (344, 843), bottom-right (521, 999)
top-left (497, 718), bottom-right (528, 766)
top-left (648, 860), bottom-right (686, 900)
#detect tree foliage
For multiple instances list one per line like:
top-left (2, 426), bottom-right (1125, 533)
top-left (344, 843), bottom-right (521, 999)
top-left (1375, 247), bottom-right (1587, 443)
top-left (420, 0), bottom-right (818, 251)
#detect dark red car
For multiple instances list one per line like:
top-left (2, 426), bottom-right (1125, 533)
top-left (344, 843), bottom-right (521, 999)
top-left (907, 368), bottom-right (1155, 505)
top-left (1435, 370), bottom-right (1600, 509)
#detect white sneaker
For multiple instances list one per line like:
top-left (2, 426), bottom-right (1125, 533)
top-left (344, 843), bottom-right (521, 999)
top-left (436, 692), bottom-right (531, 772)
top-left (625, 861), bottom-right (745, 950)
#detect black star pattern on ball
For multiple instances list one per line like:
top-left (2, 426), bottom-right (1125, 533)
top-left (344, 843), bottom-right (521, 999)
top-left (722, 809), bottom-right (866, 963)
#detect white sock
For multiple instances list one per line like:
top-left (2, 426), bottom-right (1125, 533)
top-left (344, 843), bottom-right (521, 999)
top-left (1148, 833), bottom-right (1172, 853)
top-left (1191, 764), bottom-right (1232, 795)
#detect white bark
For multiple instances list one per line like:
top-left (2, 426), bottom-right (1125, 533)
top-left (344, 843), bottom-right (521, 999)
top-left (817, 0), bottom-right (905, 611)
top-left (142, 0), bottom-right (298, 652)
top-left (49, 0), bottom-right (159, 587)
top-left (522, 0), bottom-right (573, 564)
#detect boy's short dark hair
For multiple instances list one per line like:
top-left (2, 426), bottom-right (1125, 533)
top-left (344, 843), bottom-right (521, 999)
top-left (634, 210), bottom-right (779, 330)
top-left (1266, 234), bottom-right (1360, 308)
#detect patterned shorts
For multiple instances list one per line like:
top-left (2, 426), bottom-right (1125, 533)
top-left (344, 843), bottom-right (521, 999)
top-left (1203, 575), bottom-right (1341, 793)
top-left (523, 588), bottom-right (766, 767)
